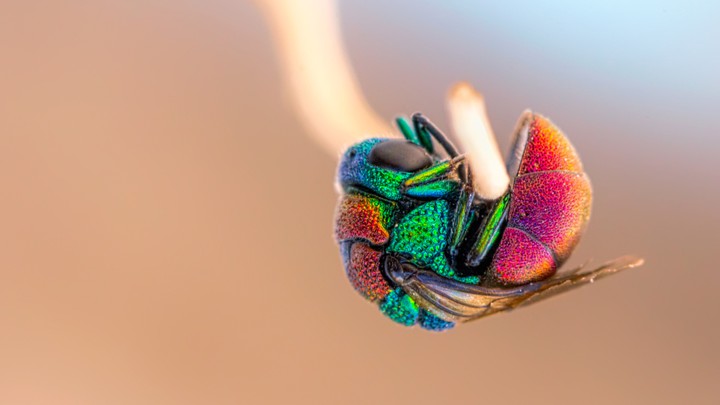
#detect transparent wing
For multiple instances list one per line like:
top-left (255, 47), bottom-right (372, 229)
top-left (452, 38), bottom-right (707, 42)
top-left (386, 256), bottom-right (644, 323)
top-left (486, 256), bottom-right (644, 316)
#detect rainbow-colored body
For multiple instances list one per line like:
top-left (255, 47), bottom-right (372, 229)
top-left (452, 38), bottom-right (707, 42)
top-left (334, 112), bottom-right (592, 330)
top-left (336, 192), bottom-right (462, 330)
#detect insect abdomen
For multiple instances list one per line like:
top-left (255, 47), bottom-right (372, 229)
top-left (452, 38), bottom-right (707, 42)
top-left (488, 114), bottom-right (592, 285)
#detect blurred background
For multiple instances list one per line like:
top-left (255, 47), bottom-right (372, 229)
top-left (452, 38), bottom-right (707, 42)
top-left (1, 1), bottom-right (718, 404)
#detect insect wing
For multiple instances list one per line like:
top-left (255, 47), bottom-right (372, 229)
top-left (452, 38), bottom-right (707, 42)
top-left (387, 256), bottom-right (643, 323)
top-left (489, 255), bottom-right (644, 315)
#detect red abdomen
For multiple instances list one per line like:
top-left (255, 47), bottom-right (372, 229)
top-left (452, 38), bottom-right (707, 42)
top-left (488, 113), bottom-right (592, 285)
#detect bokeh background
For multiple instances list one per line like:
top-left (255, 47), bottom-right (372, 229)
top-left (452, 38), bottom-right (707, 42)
top-left (1, 1), bottom-right (718, 404)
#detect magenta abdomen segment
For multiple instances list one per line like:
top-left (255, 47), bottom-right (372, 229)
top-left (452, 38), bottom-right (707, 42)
top-left (488, 114), bottom-right (592, 285)
top-left (510, 172), bottom-right (591, 262)
top-left (487, 228), bottom-right (555, 285)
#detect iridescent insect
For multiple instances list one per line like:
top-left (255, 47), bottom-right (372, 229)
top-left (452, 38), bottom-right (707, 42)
top-left (334, 111), bottom-right (641, 331)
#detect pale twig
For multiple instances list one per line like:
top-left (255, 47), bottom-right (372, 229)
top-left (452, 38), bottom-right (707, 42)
top-left (255, 0), bottom-right (511, 200)
top-left (447, 83), bottom-right (510, 199)
top-left (254, 0), bottom-right (393, 156)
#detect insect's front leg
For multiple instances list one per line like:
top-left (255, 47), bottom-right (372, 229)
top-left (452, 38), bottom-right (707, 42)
top-left (401, 156), bottom-right (464, 198)
top-left (412, 113), bottom-right (460, 158)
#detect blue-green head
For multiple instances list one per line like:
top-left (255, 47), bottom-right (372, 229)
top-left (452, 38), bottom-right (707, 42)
top-left (338, 137), bottom-right (436, 201)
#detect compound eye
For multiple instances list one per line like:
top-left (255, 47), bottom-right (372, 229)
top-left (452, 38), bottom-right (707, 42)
top-left (368, 140), bottom-right (433, 172)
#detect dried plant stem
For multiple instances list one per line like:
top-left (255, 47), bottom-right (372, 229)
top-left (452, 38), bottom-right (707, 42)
top-left (254, 0), bottom-right (393, 156)
top-left (447, 83), bottom-right (510, 199)
top-left (256, 1), bottom-right (512, 199)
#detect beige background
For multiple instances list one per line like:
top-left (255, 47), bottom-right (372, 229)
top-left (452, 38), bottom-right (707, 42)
top-left (1, 1), bottom-right (718, 404)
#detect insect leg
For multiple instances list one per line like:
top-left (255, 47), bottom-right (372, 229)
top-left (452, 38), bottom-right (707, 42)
top-left (464, 192), bottom-right (511, 268)
top-left (412, 113), bottom-right (470, 186)
top-left (395, 116), bottom-right (420, 145)
top-left (410, 114), bottom-right (435, 154)
top-left (412, 113), bottom-right (459, 157)
top-left (448, 185), bottom-right (475, 258)
top-left (402, 155), bottom-right (464, 198)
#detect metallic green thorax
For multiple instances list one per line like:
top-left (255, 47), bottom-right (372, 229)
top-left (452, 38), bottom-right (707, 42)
top-left (336, 118), bottom-right (489, 331)
top-left (379, 288), bottom-right (418, 326)
top-left (387, 200), bottom-right (479, 284)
